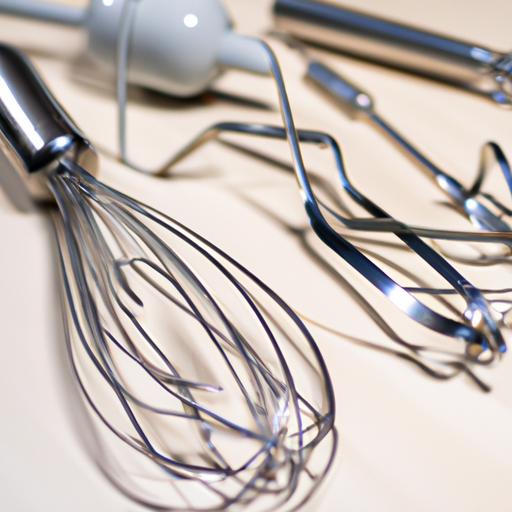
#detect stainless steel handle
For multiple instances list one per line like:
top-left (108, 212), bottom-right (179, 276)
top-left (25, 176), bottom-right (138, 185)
top-left (274, 0), bottom-right (511, 103)
top-left (0, 43), bottom-right (97, 200)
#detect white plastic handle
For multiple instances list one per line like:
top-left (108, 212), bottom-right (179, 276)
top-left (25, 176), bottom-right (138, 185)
top-left (0, 0), bottom-right (269, 97)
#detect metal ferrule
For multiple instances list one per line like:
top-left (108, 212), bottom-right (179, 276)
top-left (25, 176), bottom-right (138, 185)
top-left (0, 43), bottom-right (98, 201)
top-left (274, 0), bottom-right (512, 104)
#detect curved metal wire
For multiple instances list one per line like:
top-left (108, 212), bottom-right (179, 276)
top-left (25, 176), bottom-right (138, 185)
top-left (45, 159), bottom-right (335, 511)
top-left (215, 134), bottom-right (512, 351)
top-left (365, 118), bottom-right (512, 236)
top-left (226, 189), bottom-right (492, 391)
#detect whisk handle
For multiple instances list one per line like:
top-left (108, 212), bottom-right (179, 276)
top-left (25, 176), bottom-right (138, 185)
top-left (0, 43), bottom-right (97, 200)
top-left (274, 0), bottom-right (510, 103)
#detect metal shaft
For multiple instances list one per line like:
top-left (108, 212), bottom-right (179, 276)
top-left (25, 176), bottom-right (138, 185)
top-left (274, 0), bottom-right (511, 103)
top-left (0, 43), bottom-right (97, 200)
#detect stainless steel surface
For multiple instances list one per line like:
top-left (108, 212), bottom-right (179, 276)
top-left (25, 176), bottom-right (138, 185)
top-left (274, 0), bottom-right (512, 103)
top-left (0, 43), bottom-right (97, 200)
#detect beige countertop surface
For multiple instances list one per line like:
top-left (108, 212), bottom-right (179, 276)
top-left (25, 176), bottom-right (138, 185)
top-left (1, 1), bottom-right (512, 511)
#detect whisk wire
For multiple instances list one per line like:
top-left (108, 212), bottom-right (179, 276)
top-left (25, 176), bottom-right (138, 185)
top-left (46, 157), bottom-right (334, 509)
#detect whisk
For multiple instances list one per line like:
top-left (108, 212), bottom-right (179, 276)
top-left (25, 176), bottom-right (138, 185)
top-left (0, 43), bottom-right (335, 511)
top-left (105, 4), bottom-right (511, 367)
